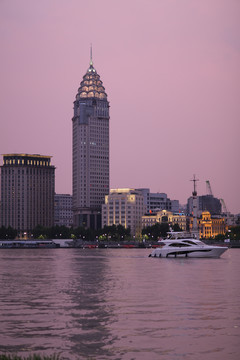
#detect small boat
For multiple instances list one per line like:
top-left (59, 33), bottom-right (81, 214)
top-left (149, 232), bottom-right (228, 258)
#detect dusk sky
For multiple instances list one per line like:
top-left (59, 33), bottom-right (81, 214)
top-left (1, 0), bottom-right (239, 214)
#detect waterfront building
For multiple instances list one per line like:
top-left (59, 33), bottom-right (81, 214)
top-left (188, 211), bottom-right (227, 238)
top-left (54, 194), bottom-right (73, 227)
top-left (142, 210), bottom-right (187, 231)
top-left (102, 189), bottom-right (145, 237)
top-left (0, 154), bottom-right (55, 237)
top-left (137, 188), bottom-right (179, 213)
top-left (72, 52), bottom-right (109, 229)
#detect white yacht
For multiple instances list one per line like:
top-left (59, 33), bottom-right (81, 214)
top-left (149, 232), bottom-right (228, 258)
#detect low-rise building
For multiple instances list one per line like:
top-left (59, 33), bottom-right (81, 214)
top-left (102, 188), bottom-right (145, 237)
top-left (142, 210), bottom-right (187, 231)
top-left (188, 211), bottom-right (226, 238)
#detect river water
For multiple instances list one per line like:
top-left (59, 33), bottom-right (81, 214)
top-left (0, 248), bottom-right (239, 360)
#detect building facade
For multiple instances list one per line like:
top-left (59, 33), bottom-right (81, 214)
top-left (187, 195), bottom-right (221, 216)
top-left (72, 55), bottom-right (109, 229)
top-left (142, 210), bottom-right (187, 231)
top-left (102, 189), bottom-right (145, 237)
top-left (0, 154), bottom-right (55, 236)
top-left (188, 211), bottom-right (226, 238)
top-left (54, 194), bottom-right (73, 227)
top-left (137, 188), bottom-right (179, 213)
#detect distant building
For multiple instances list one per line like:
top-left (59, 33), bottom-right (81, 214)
top-left (142, 209), bottom-right (187, 231)
top-left (188, 211), bottom-right (226, 238)
top-left (54, 194), bottom-right (73, 227)
top-left (102, 188), bottom-right (145, 237)
top-left (0, 154), bottom-right (55, 237)
top-left (187, 195), bottom-right (221, 216)
top-left (137, 188), bottom-right (179, 213)
top-left (72, 52), bottom-right (109, 230)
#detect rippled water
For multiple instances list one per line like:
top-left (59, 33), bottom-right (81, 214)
top-left (0, 248), bottom-right (239, 360)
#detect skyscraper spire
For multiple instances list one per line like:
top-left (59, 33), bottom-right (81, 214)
top-left (90, 43), bottom-right (93, 66)
top-left (87, 44), bottom-right (96, 73)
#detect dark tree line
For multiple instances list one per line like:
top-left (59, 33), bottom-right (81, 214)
top-left (1, 224), bottom-right (240, 241)
top-left (0, 226), bottom-right (18, 239)
top-left (31, 224), bottom-right (131, 241)
top-left (0, 224), bottom-right (130, 241)
top-left (142, 223), bottom-right (182, 240)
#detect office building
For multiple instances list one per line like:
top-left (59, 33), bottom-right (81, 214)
top-left (102, 189), bottom-right (145, 237)
top-left (0, 154), bottom-right (55, 237)
top-left (187, 195), bottom-right (221, 216)
top-left (72, 53), bottom-right (109, 229)
top-left (137, 188), bottom-right (179, 213)
top-left (54, 194), bottom-right (73, 227)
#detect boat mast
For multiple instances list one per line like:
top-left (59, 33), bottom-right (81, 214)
top-left (191, 175), bottom-right (199, 238)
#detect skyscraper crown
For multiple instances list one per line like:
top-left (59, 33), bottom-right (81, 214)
top-left (76, 54), bottom-right (107, 100)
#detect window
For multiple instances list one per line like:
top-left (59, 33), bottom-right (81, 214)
top-left (168, 243), bottom-right (189, 247)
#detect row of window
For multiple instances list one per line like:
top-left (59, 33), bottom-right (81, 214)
top-left (3, 159), bottom-right (51, 166)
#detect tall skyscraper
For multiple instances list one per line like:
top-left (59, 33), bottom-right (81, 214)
top-left (72, 52), bottom-right (109, 229)
top-left (0, 154), bottom-right (55, 237)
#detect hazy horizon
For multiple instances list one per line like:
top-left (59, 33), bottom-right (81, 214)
top-left (1, 0), bottom-right (239, 213)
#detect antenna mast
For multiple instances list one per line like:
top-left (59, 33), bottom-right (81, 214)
top-left (90, 43), bottom-right (93, 66)
top-left (190, 175), bottom-right (199, 237)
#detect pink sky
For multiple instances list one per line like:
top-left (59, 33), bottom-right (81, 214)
top-left (0, 0), bottom-right (240, 214)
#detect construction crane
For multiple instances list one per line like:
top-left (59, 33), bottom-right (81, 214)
top-left (220, 198), bottom-right (229, 214)
top-left (206, 180), bottom-right (213, 196)
top-left (220, 198), bottom-right (231, 226)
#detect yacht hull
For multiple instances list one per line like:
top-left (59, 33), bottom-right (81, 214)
top-left (150, 246), bottom-right (228, 258)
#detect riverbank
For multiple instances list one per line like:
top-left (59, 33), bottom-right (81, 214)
top-left (0, 239), bottom-right (239, 248)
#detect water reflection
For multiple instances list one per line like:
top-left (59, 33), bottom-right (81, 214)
top-left (0, 249), bottom-right (239, 360)
top-left (0, 249), bottom-right (117, 359)
top-left (64, 253), bottom-right (117, 359)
